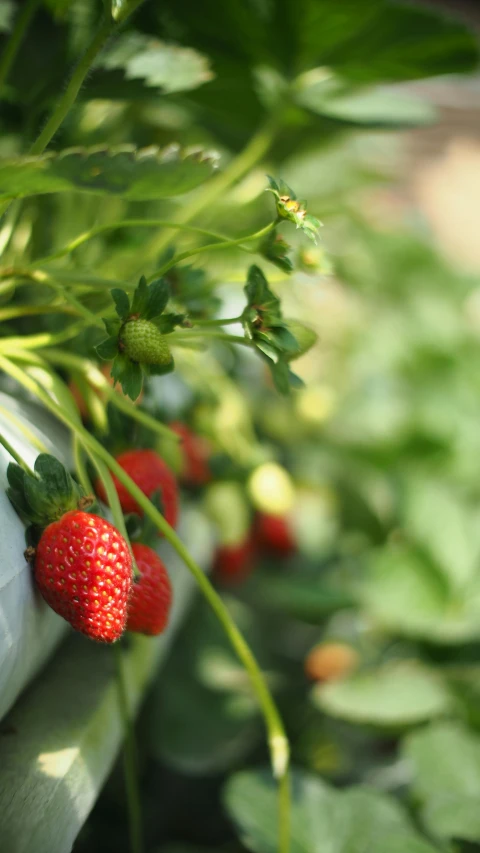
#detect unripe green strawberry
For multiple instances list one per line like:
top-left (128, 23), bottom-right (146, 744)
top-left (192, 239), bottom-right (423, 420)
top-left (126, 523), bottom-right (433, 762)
top-left (121, 319), bottom-right (172, 366)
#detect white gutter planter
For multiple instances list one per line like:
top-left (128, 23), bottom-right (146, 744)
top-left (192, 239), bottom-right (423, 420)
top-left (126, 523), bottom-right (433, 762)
top-left (0, 391), bottom-right (215, 853)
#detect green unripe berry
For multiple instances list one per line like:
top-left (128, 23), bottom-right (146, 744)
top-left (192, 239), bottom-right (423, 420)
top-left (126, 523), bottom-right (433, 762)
top-left (121, 319), bottom-right (172, 365)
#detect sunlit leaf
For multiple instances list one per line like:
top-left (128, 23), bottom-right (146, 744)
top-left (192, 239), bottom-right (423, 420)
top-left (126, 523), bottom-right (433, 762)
top-left (403, 723), bottom-right (480, 843)
top-left (313, 661), bottom-right (451, 726)
top-left (101, 32), bottom-right (214, 94)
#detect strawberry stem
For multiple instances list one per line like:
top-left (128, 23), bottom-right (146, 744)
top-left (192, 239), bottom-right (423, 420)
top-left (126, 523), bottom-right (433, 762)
top-left (113, 643), bottom-right (144, 853)
top-left (0, 353), bottom-right (292, 853)
top-left (0, 431), bottom-right (34, 476)
top-left (146, 221), bottom-right (276, 283)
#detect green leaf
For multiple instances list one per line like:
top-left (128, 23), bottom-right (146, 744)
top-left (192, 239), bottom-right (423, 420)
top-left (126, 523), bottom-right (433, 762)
top-left (284, 320), bottom-right (318, 360)
top-left (130, 275), bottom-right (149, 316)
top-left (96, 336), bottom-right (119, 361)
top-left (245, 265), bottom-right (275, 308)
top-left (158, 0), bottom-right (478, 84)
top-left (144, 279), bottom-right (170, 320)
top-left (269, 325), bottom-right (300, 355)
top-left (313, 661), bottom-right (451, 726)
top-left (111, 288), bottom-right (130, 319)
top-left (403, 476), bottom-right (480, 590)
top-left (247, 573), bottom-right (354, 623)
top-left (100, 32), bottom-right (214, 94)
top-left (224, 769), bottom-right (441, 853)
top-left (154, 312), bottom-right (185, 334)
top-left (295, 79), bottom-right (437, 128)
top-left (268, 359), bottom-right (292, 395)
top-left (403, 722), bottom-right (480, 843)
top-left (0, 145), bottom-right (218, 201)
top-left (255, 338), bottom-right (279, 363)
top-left (259, 230), bottom-right (293, 274)
top-left (102, 317), bottom-right (122, 337)
top-left (362, 546), bottom-right (480, 644)
top-left (111, 353), bottom-right (143, 401)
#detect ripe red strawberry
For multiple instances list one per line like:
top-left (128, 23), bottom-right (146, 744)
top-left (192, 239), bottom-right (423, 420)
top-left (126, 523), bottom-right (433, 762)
top-left (127, 543), bottom-right (172, 635)
top-left (214, 536), bottom-right (255, 585)
top-left (95, 449), bottom-right (179, 530)
top-left (255, 512), bottom-right (296, 556)
top-left (35, 511), bottom-right (132, 642)
top-left (170, 421), bottom-right (211, 486)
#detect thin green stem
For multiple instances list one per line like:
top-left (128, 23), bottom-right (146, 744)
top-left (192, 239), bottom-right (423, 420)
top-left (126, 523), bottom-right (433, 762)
top-left (146, 222), bottom-right (275, 283)
top-left (144, 117), bottom-right (278, 261)
top-left (170, 331), bottom-right (253, 348)
top-left (72, 435), bottom-right (92, 494)
top-left (113, 643), bottom-right (144, 853)
top-left (0, 431), bottom-right (34, 474)
top-left (32, 219), bottom-right (255, 267)
top-left (192, 316), bottom-right (244, 327)
top-left (0, 266), bottom-right (102, 325)
top-left (72, 438), bottom-right (144, 852)
top-left (29, 16), bottom-right (114, 156)
top-left (0, 304), bottom-right (79, 321)
top-left (0, 0), bottom-right (40, 94)
top-left (0, 353), bottom-right (291, 784)
top-left (0, 322), bottom-right (87, 350)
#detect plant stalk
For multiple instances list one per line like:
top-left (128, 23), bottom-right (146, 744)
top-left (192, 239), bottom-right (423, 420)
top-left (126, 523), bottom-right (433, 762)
top-left (0, 431), bottom-right (34, 474)
top-left (146, 222), bottom-right (275, 282)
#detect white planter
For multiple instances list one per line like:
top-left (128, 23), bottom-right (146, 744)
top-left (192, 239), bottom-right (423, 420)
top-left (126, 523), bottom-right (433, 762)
top-left (0, 392), bottom-right (70, 722)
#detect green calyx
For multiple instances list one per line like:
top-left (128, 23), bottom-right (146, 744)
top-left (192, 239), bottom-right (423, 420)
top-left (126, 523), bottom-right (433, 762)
top-left (121, 318), bottom-right (173, 366)
top-left (96, 274), bottom-right (183, 400)
top-left (7, 453), bottom-right (89, 544)
top-left (242, 265), bottom-right (305, 394)
top-left (266, 176), bottom-right (322, 244)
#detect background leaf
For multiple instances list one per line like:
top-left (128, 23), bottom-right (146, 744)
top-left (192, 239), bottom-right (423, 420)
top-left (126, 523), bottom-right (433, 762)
top-left (295, 80), bottom-right (436, 128)
top-left (0, 146), bottom-right (218, 201)
top-left (313, 662), bottom-right (451, 726)
top-left (403, 723), bottom-right (480, 843)
top-left (224, 769), bottom-right (441, 853)
top-left (100, 32), bottom-right (214, 93)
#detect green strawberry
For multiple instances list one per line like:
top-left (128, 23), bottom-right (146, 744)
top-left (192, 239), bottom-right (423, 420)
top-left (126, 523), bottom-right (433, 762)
top-left (121, 319), bottom-right (172, 366)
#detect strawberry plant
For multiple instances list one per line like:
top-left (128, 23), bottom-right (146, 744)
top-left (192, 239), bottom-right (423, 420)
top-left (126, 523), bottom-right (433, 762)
top-left (0, 1), bottom-right (479, 853)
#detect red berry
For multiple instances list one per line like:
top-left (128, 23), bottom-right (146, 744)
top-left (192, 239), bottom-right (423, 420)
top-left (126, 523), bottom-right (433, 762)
top-left (255, 512), bottom-right (295, 555)
top-left (127, 543), bottom-right (172, 636)
top-left (170, 422), bottom-right (211, 486)
top-left (35, 511), bottom-right (132, 643)
top-left (214, 536), bottom-right (255, 585)
top-left (95, 450), bottom-right (179, 531)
